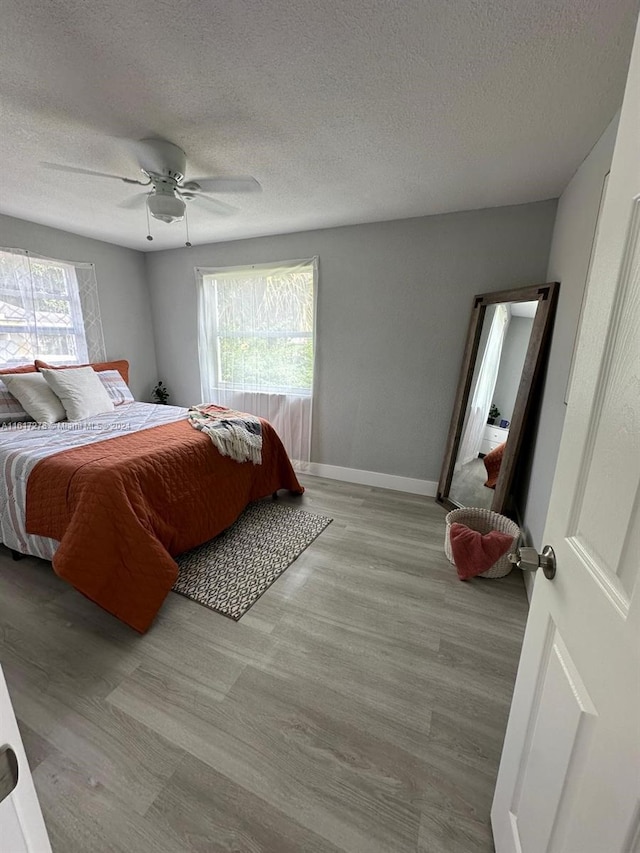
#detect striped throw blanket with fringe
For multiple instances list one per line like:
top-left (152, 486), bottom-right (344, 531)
top-left (187, 404), bottom-right (262, 464)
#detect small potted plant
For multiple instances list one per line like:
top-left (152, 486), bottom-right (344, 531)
top-left (487, 403), bottom-right (501, 425)
top-left (152, 380), bottom-right (170, 405)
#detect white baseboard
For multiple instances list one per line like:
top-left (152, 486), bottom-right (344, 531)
top-left (293, 461), bottom-right (438, 497)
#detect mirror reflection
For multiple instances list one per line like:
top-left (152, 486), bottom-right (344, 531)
top-left (437, 281), bottom-right (559, 516)
top-left (449, 300), bottom-right (537, 509)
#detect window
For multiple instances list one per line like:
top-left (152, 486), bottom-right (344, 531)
top-left (200, 261), bottom-right (315, 394)
top-left (0, 248), bottom-right (106, 367)
top-left (197, 258), bottom-right (317, 465)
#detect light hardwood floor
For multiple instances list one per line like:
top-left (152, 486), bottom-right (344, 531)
top-left (0, 476), bottom-right (528, 853)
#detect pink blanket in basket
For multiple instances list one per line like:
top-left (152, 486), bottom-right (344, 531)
top-left (449, 522), bottom-right (513, 580)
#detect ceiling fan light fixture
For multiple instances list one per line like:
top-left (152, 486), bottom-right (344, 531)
top-left (147, 192), bottom-right (186, 223)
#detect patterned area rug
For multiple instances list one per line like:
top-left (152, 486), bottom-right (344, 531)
top-left (173, 500), bottom-right (332, 620)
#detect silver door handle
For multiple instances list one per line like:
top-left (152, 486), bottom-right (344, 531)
top-left (508, 545), bottom-right (557, 580)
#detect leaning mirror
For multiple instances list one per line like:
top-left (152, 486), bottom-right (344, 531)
top-left (436, 282), bottom-right (559, 516)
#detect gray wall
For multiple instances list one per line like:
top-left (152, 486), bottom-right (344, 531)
top-left (0, 214), bottom-right (157, 401)
top-left (518, 114), bottom-right (619, 546)
top-left (146, 200), bottom-right (556, 481)
top-left (494, 316), bottom-right (534, 423)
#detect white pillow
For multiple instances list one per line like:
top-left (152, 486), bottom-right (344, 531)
top-left (2, 372), bottom-right (67, 424)
top-left (40, 367), bottom-right (114, 421)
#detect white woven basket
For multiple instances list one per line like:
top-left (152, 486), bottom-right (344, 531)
top-left (444, 507), bottom-right (520, 579)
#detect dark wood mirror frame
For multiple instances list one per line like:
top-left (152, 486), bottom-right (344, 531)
top-left (436, 281), bottom-right (559, 515)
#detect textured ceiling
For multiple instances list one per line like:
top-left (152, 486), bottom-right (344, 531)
top-left (0, 0), bottom-right (637, 251)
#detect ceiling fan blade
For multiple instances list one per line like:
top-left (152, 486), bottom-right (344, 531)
top-left (41, 162), bottom-right (146, 185)
top-left (185, 176), bottom-right (261, 194)
top-left (127, 138), bottom-right (187, 178)
top-left (187, 194), bottom-right (239, 216)
top-left (117, 193), bottom-right (149, 210)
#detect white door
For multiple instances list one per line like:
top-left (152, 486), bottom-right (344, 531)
top-left (0, 667), bottom-right (52, 852)
top-left (491, 13), bottom-right (640, 853)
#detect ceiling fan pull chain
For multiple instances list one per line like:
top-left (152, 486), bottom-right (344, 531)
top-left (185, 208), bottom-right (192, 247)
top-left (146, 203), bottom-right (153, 242)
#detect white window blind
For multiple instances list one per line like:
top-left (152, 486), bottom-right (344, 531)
top-left (0, 248), bottom-right (106, 367)
top-left (197, 258), bottom-right (317, 466)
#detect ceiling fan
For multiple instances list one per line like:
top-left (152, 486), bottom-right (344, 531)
top-left (42, 138), bottom-right (261, 239)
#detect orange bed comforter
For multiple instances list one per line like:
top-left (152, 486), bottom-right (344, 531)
top-left (25, 418), bottom-right (303, 632)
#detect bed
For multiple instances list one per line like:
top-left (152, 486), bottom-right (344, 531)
top-left (0, 379), bottom-right (302, 632)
